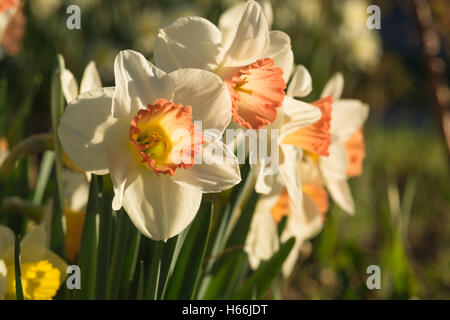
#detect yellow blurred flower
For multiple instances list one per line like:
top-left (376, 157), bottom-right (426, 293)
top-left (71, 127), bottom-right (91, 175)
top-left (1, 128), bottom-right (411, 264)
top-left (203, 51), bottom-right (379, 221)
top-left (0, 225), bottom-right (68, 300)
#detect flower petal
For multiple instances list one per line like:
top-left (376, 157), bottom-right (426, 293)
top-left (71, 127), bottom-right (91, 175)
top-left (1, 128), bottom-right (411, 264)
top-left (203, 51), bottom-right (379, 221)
top-left (222, 0), bottom-right (270, 67)
top-left (167, 68), bottom-right (232, 133)
top-left (331, 99), bottom-right (369, 142)
top-left (106, 146), bottom-right (136, 211)
top-left (325, 179), bottom-right (355, 215)
top-left (121, 165), bottom-right (202, 241)
top-left (321, 72), bottom-right (344, 99)
top-left (279, 144), bottom-right (302, 208)
top-left (319, 142), bottom-right (348, 182)
top-left (287, 65), bottom-right (313, 98)
top-left (155, 17), bottom-right (223, 73)
top-left (264, 31), bottom-right (294, 82)
top-left (281, 194), bottom-right (323, 277)
top-left (80, 61), bottom-right (102, 94)
top-left (280, 96), bottom-right (321, 141)
top-left (60, 68), bottom-right (79, 103)
top-left (113, 50), bottom-right (169, 118)
top-left (0, 225), bottom-right (14, 257)
top-left (58, 87), bottom-right (129, 175)
top-left (172, 137), bottom-right (241, 193)
top-left (244, 194), bottom-right (280, 270)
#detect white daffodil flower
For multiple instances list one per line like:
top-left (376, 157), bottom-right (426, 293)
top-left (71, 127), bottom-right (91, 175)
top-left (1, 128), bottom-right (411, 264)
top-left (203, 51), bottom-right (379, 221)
top-left (59, 54), bottom-right (102, 104)
top-left (154, 0), bottom-right (294, 129)
top-left (253, 65), bottom-right (320, 208)
top-left (314, 72), bottom-right (369, 214)
top-left (0, 224), bottom-right (67, 300)
top-left (58, 50), bottom-right (241, 241)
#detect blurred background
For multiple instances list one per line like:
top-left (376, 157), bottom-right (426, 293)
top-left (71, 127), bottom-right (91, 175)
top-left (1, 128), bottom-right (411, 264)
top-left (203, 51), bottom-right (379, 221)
top-left (0, 0), bottom-right (449, 299)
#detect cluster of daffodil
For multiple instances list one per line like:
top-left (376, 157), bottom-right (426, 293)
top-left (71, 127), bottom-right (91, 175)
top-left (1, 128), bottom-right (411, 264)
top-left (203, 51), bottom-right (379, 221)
top-left (0, 0), bottom-right (368, 300)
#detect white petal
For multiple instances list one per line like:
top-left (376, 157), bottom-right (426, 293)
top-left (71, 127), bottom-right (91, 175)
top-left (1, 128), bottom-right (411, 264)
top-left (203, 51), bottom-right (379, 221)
top-left (171, 138), bottom-right (241, 193)
top-left (155, 17), bottom-right (223, 73)
top-left (325, 179), bottom-right (355, 215)
top-left (167, 68), bottom-right (232, 133)
top-left (254, 160), bottom-right (275, 195)
top-left (63, 170), bottom-right (89, 212)
top-left (244, 194), bottom-right (280, 270)
top-left (113, 50), bottom-right (169, 118)
top-left (264, 31), bottom-right (294, 82)
top-left (121, 166), bottom-right (202, 241)
top-left (331, 99), bottom-right (369, 142)
top-left (222, 0), bottom-right (270, 66)
top-left (261, 0), bottom-right (273, 28)
top-left (22, 224), bottom-right (47, 249)
top-left (0, 259), bottom-right (6, 299)
top-left (321, 72), bottom-right (344, 99)
top-left (0, 225), bottom-right (14, 257)
top-left (106, 146), bottom-right (136, 211)
top-left (319, 142), bottom-right (348, 182)
top-left (287, 65), bottom-right (313, 98)
top-left (279, 144), bottom-right (302, 208)
top-left (58, 87), bottom-right (129, 175)
top-left (60, 68), bottom-right (79, 103)
top-left (280, 96), bottom-right (321, 140)
top-left (80, 61), bottom-right (102, 94)
top-left (218, 1), bottom-right (246, 46)
top-left (281, 194), bottom-right (323, 277)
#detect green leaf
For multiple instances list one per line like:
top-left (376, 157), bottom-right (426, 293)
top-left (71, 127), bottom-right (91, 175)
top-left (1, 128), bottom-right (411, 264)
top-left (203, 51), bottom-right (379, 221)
top-left (120, 224), bottom-right (141, 295)
top-left (136, 260), bottom-right (145, 300)
top-left (14, 235), bottom-right (24, 300)
top-left (201, 250), bottom-right (248, 300)
top-left (165, 201), bottom-right (213, 299)
top-left (32, 151), bottom-right (55, 206)
top-left (106, 210), bottom-right (130, 299)
top-left (95, 177), bottom-right (114, 299)
top-left (49, 56), bottom-right (66, 259)
top-left (233, 237), bottom-right (296, 300)
top-left (144, 239), bottom-right (162, 300)
top-left (200, 188), bottom-right (259, 300)
top-left (157, 235), bottom-right (178, 299)
top-left (76, 175), bottom-right (100, 299)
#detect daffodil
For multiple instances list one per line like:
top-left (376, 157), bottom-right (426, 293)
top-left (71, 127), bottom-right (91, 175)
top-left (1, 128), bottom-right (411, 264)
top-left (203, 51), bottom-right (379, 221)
top-left (154, 0), bottom-right (293, 129)
top-left (0, 224), bottom-right (67, 300)
top-left (59, 55), bottom-right (102, 104)
top-left (252, 65), bottom-right (321, 208)
top-left (245, 177), bottom-right (329, 274)
top-left (284, 72), bottom-right (369, 214)
top-left (58, 50), bottom-right (241, 241)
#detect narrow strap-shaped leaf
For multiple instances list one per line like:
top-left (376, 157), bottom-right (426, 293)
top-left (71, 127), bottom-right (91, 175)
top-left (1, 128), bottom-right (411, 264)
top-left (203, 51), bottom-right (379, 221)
top-left (200, 189), bottom-right (259, 299)
top-left (165, 201), bottom-right (213, 299)
top-left (157, 235), bottom-right (178, 299)
top-left (136, 260), bottom-right (145, 300)
top-left (106, 210), bottom-right (129, 299)
top-left (144, 239), bottom-right (162, 300)
top-left (49, 56), bottom-right (66, 259)
top-left (32, 151), bottom-right (55, 206)
top-left (120, 224), bottom-right (141, 296)
top-left (14, 235), bottom-right (24, 300)
top-left (95, 180), bottom-right (114, 299)
top-left (76, 175), bottom-right (100, 299)
top-left (233, 237), bottom-right (296, 300)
